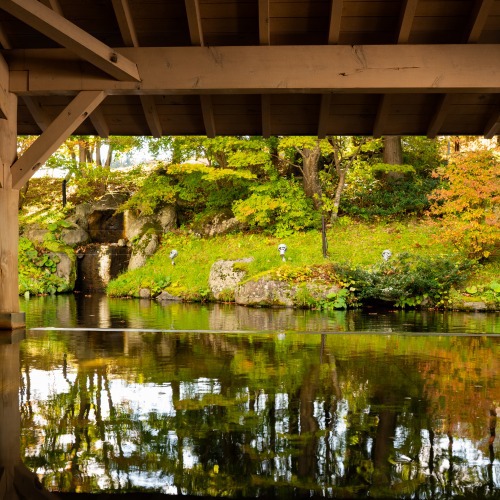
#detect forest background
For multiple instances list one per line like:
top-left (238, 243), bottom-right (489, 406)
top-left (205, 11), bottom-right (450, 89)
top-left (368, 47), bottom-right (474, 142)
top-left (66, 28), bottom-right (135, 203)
top-left (17, 134), bottom-right (500, 310)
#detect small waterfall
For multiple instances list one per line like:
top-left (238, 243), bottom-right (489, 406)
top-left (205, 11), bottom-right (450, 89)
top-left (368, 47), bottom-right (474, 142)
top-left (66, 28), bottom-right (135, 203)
top-left (75, 244), bottom-right (131, 293)
top-left (75, 203), bottom-right (131, 293)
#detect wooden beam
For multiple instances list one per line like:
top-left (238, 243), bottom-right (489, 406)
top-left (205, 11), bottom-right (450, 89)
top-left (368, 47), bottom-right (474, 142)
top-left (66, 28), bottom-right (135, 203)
top-left (465, 0), bottom-right (494, 43)
top-left (140, 95), bottom-right (162, 137)
top-left (200, 95), bottom-right (215, 138)
top-left (259, 0), bottom-right (270, 45)
top-left (0, 0), bottom-right (140, 81)
top-left (261, 94), bottom-right (271, 137)
top-left (185, 0), bottom-right (204, 46)
top-left (112, 0), bottom-right (139, 47)
top-left (22, 96), bottom-right (51, 131)
top-left (427, 94), bottom-right (453, 138)
top-left (11, 90), bottom-right (106, 189)
top-left (373, 95), bottom-right (391, 138)
top-left (484, 107), bottom-right (500, 139)
top-left (7, 45), bottom-right (500, 94)
top-left (318, 94), bottom-right (332, 138)
top-left (328, 0), bottom-right (343, 44)
top-left (397, 0), bottom-right (418, 44)
top-left (89, 106), bottom-right (109, 137)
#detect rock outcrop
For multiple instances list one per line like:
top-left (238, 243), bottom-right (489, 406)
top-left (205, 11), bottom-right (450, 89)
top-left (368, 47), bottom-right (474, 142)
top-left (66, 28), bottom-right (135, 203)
top-left (208, 258), bottom-right (254, 300)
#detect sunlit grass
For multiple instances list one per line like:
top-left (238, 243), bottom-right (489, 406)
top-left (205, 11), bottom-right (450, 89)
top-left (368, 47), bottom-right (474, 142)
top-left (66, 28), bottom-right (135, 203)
top-left (107, 219), bottom-right (492, 300)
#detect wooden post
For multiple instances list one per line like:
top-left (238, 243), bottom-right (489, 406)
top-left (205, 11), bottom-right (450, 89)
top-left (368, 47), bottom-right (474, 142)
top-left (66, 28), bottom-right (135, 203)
top-left (0, 90), bottom-right (25, 330)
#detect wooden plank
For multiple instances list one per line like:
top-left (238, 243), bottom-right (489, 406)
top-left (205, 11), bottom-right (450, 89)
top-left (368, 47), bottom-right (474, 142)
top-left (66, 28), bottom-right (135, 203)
top-left (1, 0), bottom-right (140, 81)
top-left (39, 0), bottom-right (63, 15)
top-left (11, 91), bottom-right (106, 189)
top-left (140, 95), bottom-right (162, 137)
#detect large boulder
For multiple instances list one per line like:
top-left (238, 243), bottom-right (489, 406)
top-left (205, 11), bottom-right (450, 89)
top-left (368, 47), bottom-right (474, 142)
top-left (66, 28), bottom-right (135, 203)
top-left (209, 258), bottom-right (254, 300)
top-left (60, 227), bottom-right (90, 247)
top-left (235, 278), bottom-right (296, 307)
top-left (235, 276), bottom-right (341, 308)
top-left (128, 232), bottom-right (160, 270)
top-left (50, 251), bottom-right (76, 292)
top-left (124, 206), bottom-right (177, 241)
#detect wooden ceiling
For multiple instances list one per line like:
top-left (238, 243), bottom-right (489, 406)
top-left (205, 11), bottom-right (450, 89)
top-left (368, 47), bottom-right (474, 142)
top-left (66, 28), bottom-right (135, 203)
top-left (1, 0), bottom-right (500, 138)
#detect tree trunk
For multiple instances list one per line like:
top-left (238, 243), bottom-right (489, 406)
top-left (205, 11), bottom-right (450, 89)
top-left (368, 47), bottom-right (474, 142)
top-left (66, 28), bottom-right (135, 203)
top-left (95, 138), bottom-right (102, 166)
top-left (302, 144), bottom-right (322, 209)
top-left (105, 145), bottom-right (113, 168)
top-left (383, 136), bottom-right (403, 164)
top-left (331, 168), bottom-right (347, 222)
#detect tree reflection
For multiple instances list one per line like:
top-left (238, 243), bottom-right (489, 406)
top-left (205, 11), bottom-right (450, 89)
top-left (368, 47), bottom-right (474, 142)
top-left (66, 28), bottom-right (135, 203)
top-left (18, 330), bottom-right (500, 497)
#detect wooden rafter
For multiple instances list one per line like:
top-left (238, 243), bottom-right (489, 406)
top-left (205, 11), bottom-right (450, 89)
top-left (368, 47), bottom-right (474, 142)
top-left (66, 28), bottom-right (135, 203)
top-left (112, 0), bottom-right (139, 47)
top-left (0, 53), bottom-right (8, 119)
top-left (185, 0), bottom-right (204, 46)
top-left (466, 0), bottom-right (494, 43)
top-left (261, 94), bottom-right (271, 137)
top-left (328, 0), bottom-right (343, 44)
top-left (318, 94), bottom-right (332, 138)
top-left (373, 95), bottom-right (391, 137)
top-left (140, 95), bottom-right (162, 138)
top-left (0, 22), bottom-right (11, 48)
top-left (0, 0), bottom-right (140, 81)
top-left (89, 106), bottom-right (109, 137)
top-left (484, 107), bottom-right (500, 138)
top-left (22, 96), bottom-right (51, 131)
top-left (9, 45), bottom-right (500, 95)
top-left (259, 0), bottom-right (270, 45)
top-left (427, 94), bottom-right (453, 138)
top-left (200, 95), bottom-right (215, 138)
top-left (11, 90), bottom-right (106, 189)
top-left (397, 0), bottom-right (418, 44)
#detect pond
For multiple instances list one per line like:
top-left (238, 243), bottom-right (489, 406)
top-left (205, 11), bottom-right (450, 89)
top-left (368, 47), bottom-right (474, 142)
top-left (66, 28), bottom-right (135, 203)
top-left (4, 295), bottom-right (500, 498)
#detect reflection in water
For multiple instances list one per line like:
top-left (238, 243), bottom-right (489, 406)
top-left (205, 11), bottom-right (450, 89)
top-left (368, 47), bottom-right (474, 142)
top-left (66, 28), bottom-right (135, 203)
top-left (5, 295), bottom-right (499, 497)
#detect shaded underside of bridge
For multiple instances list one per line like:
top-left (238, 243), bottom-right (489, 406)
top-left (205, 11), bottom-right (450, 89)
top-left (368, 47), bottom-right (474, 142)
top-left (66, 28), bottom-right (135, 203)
top-left (1, 0), bottom-right (500, 331)
top-left (2, 0), bottom-right (500, 141)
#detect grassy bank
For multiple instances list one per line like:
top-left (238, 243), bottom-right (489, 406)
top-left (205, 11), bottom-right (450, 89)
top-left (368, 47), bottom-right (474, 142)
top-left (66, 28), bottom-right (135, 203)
top-left (107, 220), bottom-right (499, 309)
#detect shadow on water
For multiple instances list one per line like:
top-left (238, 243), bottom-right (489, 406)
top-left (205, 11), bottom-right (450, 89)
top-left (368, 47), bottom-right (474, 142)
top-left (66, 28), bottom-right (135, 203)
top-left (1, 295), bottom-right (498, 498)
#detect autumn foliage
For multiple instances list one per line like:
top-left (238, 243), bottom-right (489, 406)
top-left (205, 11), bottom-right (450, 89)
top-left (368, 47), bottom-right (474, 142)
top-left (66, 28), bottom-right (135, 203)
top-left (428, 150), bottom-right (500, 259)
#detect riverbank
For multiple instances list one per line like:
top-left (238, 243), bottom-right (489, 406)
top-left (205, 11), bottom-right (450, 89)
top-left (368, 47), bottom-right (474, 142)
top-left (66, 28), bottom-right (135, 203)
top-left (106, 221), bottom-right (500, 311)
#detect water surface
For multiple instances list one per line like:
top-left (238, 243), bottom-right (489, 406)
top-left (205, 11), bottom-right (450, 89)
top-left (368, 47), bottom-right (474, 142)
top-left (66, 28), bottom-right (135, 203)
top-left (11, 295), bottom-right (500, 497)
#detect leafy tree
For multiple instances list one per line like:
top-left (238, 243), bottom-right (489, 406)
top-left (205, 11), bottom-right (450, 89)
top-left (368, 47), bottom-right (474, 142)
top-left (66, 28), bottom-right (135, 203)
top-left (428, 149), bottom-right (500, 259)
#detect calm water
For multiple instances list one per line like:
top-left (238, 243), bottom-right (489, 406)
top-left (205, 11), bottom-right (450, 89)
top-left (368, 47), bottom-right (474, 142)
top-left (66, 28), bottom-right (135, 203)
top-left (6, 295), bottom-right (500, 497)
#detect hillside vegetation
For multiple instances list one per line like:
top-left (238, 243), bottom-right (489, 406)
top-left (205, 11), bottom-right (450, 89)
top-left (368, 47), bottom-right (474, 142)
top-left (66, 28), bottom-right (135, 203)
top-left (18, 135), bottom-right (499, 310)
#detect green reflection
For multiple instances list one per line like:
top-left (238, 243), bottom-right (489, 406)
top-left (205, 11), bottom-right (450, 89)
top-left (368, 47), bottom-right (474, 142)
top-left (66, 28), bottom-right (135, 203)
top-left (19, 328), bottom-right (500, 498)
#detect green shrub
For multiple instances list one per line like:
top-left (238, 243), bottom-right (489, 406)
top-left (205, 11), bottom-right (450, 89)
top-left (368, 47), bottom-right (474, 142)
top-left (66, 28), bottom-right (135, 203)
top-left (331, 253), bottom-right (474, 308)
top-left (232, 178), bottom-right (320, 237)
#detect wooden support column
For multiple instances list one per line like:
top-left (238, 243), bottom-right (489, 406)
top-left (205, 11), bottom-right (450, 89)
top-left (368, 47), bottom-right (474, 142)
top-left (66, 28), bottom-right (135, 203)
top-left (0, 64), bottom-right (24, 329)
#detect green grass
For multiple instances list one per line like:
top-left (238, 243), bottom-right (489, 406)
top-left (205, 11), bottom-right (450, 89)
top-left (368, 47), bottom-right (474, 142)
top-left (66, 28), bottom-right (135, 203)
top-left (107, 218), bottom-right (497, 302)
